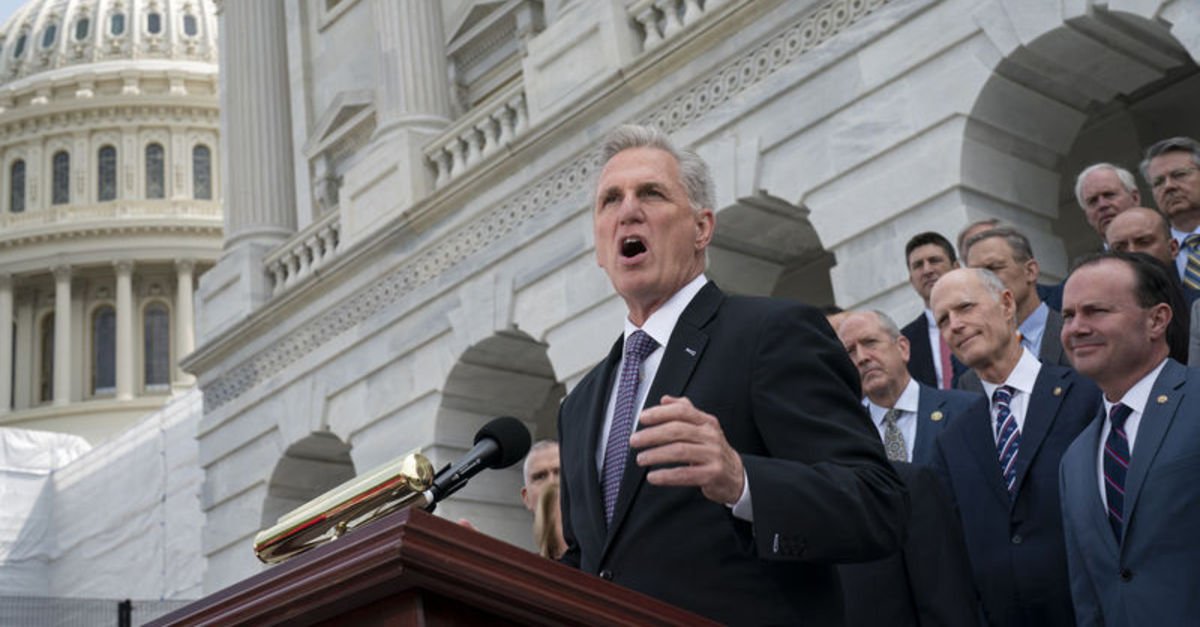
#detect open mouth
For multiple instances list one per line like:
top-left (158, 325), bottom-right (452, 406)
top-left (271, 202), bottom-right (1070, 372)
top-left (621, 236), bottom-right (647, 258)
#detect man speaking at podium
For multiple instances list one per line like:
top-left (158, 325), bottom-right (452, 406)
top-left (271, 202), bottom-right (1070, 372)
top-left (557, 125), bottom-right (907, 625)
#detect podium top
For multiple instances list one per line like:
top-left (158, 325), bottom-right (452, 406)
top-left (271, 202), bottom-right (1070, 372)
top-left (149, 507), bottom-right (717, 626)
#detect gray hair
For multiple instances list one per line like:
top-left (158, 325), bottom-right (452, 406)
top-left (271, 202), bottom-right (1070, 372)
top-left (1140, 137), bottom-right (1200, 183)
top-left (869, 309), bottom-right (902, 340)
top-left (522, 439), bottom-right (559, 484)
top-left (1074, 163), bottom-right (1137, 207)
top-left (957, 218), bottom-right (1000, 256)
top-left (597, 124), bottom-right (716, 212)
top-left (968, 267), bottom-right (1009, 303)
top-left (964, 226), bottom-right (1035, 263)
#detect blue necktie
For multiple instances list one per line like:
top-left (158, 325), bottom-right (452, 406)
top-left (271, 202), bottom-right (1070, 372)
top-left (1104, 403), bottom-right (1133, 541)
top-left (1183, 235), bottom-right (1200, 289)
top-left (993, 385), bottom-right (1020, 496)
top-left (601, 330), bottom-right (658, 524)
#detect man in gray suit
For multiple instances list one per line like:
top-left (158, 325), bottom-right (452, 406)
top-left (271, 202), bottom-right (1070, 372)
top-left (959, 227), bottom-right (1069, 393)
top-left (1059, 251), bottom-right (1200, 625)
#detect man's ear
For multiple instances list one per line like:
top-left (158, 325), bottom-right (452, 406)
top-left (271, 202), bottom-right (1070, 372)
top-left (1147, 302), bottom-right (1172, 341)
top-left (695, 208), bottom-right (715, 249)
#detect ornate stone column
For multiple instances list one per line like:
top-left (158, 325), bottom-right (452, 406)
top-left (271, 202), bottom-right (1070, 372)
top-left (175, 260), bottom-right (196, 385)
top-left (13, 294), bottom-right (31, 410)
top-left (53, 266), bottom-right (71, 406)
top-left (220, 0), bottom-right (296, 246)
top-left (115, 261), bottom-right (135, 400)
top-left (371, 0), bottom-right (453, 137)
top-left (0, 275), bottom-right (11, 415)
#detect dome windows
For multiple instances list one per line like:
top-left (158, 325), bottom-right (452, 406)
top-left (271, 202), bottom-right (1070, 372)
top-left (183, 14), bottom-right (198, 37)
top-left (75, 18), bottom-right (90, 42)
top-left (92, 306), bottom-right (116, 395)
top-left (9, 160), bottom-right (25, 213)
top-left (147, 12), bottom-right (163, 35)
top-left (98, 145), bottom-right (117, 202)
top-left (41, 23), bottom-right (57, 49)
top-left (145, 143), bottom-right (165, 199)
top-left (143, 303), bottom-right (170, 389)
top-left (192, 145), bottom-right (211, 200)
top-left (51, 151), bottom-right (70, 205)
top-left (13, 33), bottom-right (26, 58)
top-left (110, 13), bottom-right (125, 36)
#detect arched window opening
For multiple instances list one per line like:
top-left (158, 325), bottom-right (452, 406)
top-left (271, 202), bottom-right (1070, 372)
top-left (144, 303), bottom-right (170, 389)
top-left (92, 306), bottom-right (116, 395)
top-left (41, 24), bottom-right (57, 49)
top-left (10, 160), bottom-right (25, 213)
top-left (182, 15), bottom-right (198, 37)
top-left (110, 13), bottom-right (125, 36)
top-left (98, 145), bottom-right (117, 201)
top-left (52, 151), bottom-right (70, 205)
top-left (13, 33), bottom-right (26, 58)
top-left (39, 314), bottom-right (53, 402)
top-left (145, 143), bottom-right (164, 199)
top-left (74, 18), bottom-right (90, 41)
top-left (192, 145), bottom-right (211, 200)
top-left (147, 12), bottom-right (162, 35)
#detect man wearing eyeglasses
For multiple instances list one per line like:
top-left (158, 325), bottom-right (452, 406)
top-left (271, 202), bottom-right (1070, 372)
top-left (1140, 137), bottom-right (1200, 286)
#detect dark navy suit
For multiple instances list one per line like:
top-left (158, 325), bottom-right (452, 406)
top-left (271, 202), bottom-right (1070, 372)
top-left (1060, 360), bottom-right (1200, 625)
top-left (933, 364), bottom-right (1101, 626)
top-left (911, 383), bottom-right (985, 466)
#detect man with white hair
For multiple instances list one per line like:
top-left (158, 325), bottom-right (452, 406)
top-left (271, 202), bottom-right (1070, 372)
top-left (1075, 163), bottom-right (1140, 240)
top-left (929, 267), bottom-right (1100, 626)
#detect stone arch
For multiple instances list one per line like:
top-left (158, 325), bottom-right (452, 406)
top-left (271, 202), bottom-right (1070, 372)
top-left (430, 329), bottom-right (565, 549)
top-left (708, 191), bottom-right (836, 306)
top-left (259, 431), bottom-right (356, 528)
top-left (962, 0), bottom-right (1200, 276)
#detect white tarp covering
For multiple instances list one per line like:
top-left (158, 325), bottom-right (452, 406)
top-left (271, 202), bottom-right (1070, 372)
top-left (0, 389), bottom-right (205, 601)
top-left (0, 429), bottom-right (91, 595)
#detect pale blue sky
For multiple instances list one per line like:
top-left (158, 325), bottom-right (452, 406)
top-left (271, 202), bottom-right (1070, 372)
top-left (0, 1), bottom-right (28, 28)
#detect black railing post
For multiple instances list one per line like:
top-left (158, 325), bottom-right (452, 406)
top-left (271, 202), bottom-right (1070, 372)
top-left (117, 599), bottom-right (132, 627)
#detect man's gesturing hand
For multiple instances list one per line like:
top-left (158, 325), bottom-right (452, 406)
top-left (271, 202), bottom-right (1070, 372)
top-left (629, 395), bottom-right (745, 505)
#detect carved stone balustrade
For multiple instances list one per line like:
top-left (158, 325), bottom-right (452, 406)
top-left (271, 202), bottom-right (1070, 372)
top-left (425, 84), bottom-right (529, 189)
top-left (264, 211), bottom-right (341, 297)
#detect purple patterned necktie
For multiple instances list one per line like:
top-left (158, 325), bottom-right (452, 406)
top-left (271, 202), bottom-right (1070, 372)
top-left (601, 330), bottom-right (659, 524)
top-left (992, 385), bottom-right (1021, 496)
top-left (1104, 403), bottom-right (1133, 541)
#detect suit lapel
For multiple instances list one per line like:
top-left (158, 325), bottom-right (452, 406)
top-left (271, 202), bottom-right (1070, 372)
top-left (1121, 360), bottom-right (1187, 545)
top-left (600, 282), bottom-right (720, 557)
top-left (1073, 416), bottom-right (1121, 558)
top-left (1010, 367), bottom-right (1067, 505)
top-left (961, 399), bottom-right (1011, 508)
top-left (582, 338), bottom-right (625, 540)
top-left (1039, 309), bottom-right (1065, 366)
top-left (912, 386), bottom-right (944, 464)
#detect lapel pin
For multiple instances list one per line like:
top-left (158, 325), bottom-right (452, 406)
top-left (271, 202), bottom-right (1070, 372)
top-left (930, 411), bottom-right (944, 422)
top-left (684, 347), bottom-right (697, 357)
top-left (1053, 387), bottom-right (1062, 397)
top-left (1157, 394), bottom-right (1168, 404)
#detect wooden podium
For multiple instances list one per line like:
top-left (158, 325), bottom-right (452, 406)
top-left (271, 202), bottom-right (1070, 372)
top-left (150, 507), bottom-right (716, 626)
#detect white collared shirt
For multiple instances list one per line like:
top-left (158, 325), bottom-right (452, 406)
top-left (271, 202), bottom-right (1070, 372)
top-left (866, 377), bottom-right (919, 462)
top-left (1096, 359), bottom-right (1168, 509)
top-left (923, 309), bottom-right (947, 388)
top-left (1019, 302), bottom-right (1049, 356)
top-left (979, 348), bottom-right (1042, 444)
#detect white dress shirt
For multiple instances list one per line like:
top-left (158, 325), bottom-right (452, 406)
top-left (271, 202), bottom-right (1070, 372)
top-left (923, 309), bottom-right (947, 388)
top-left (1172, 226), bottom-right (1200, 279)
top-left (595, 274), bottom-right (753, 520)
top-left (979, 348), bottom-right (1042, 444)
top-left (866, 377), bottom-right (920, 462)
top-left (1096, 359), bottom-right (1167, 509)
top-left (1019, 302), bottom-right (1049, 356)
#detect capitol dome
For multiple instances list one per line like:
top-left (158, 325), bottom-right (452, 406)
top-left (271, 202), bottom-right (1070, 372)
top-left (0, 0), bottom-right (221, 443)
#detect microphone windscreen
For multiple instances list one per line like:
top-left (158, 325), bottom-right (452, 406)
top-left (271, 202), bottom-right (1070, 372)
top-left (475, 416), bottom-right (531, 469)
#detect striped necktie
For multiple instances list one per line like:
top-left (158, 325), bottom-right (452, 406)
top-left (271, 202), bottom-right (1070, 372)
top-left (1183, 234), bottom-right (1200, 289)
top-left (1104, 403), bottom-right (1133, 541)
top-left (992, 385), bottom-right (1020, 496)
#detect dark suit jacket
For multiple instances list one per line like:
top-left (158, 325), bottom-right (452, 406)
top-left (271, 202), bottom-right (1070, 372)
top-left (1036, 282), bottom-right (1062, 311)
top-left (959, 309), bottom-right (1070, 394)
top-left (932, 364), bottom-right (1101, 627)
top-left (558, 282), bottom-right (908, 626)
top-left (1060, 359), bottom-right (1200, 625)
top-left (902, 313), bottom-right (966, 389)
top-left (840, 462), bottom-right (980, 627)
top-left (911, 384), bottom-right (985, 467)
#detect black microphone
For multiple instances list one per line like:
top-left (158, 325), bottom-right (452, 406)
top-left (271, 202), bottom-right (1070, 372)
top-left (424, 415), bottom-right (531, 510)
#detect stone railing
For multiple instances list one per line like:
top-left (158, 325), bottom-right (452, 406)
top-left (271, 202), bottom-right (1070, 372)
top-left (425, 83), bottom-right (529, 189)
top-left (0, 199), bottom-right (220, 232)
top-left (627, 0), bottom-right (728, 52)
top-left (264, 210), bottom-right (342, 297)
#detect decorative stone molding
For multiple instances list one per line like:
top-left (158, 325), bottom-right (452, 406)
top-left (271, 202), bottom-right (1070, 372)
top-left (425, 83), bottom-right (528, 189)
top-left (263, 211), bottom-right (342, 297)
top-left (199, 0), bottom-right (892, 411)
